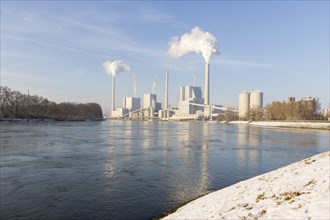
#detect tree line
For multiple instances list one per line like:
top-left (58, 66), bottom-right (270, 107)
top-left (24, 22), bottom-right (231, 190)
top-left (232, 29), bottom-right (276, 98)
top-left (217, 98), bottom-right (328, 122)
top-left (262, 99), bottom-right (325, 121)
top-left (0, 86), bottom-right (103, 121)
top-left (247, 98), bottom-right (327, 121)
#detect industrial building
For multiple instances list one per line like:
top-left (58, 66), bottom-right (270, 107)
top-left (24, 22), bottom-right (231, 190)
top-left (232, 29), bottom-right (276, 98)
top-left (239, 90), bottom-right (263, 120)
top-left (111, 107), bottom-right (129, 118)
top-left (111, 97), bottom-right (139, 118)
top-left (167, 86), bottom-right (205, 120)
top-left (178, 86), bottom-right (204, 114)
top-left (143, 94), bottom-right (161, 112)
top-left (109, 64), bottom-right (229, 121)
top-left (123, 97), bottom-right (141, 112)
top-left (142, 93), bottom-right (162, 119)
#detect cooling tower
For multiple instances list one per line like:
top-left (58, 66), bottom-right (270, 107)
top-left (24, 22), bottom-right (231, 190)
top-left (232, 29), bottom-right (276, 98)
top-left (165, 69), bottom-right (169, 109)
top-left (204, 63), bottom-right (210, 106)
top-left (250, 90), bottom-right (263, 109)
top-left (239, 92), bottom-right (250, 119)
top-left (112, 76), bottom-right (115, 112)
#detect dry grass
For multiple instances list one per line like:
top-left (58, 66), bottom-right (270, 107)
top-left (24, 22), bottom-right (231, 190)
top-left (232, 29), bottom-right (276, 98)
top-left (305, 179), bottom-right (317, 187)
top-left (304, 159), bottom-right (316, 165)
top-left (256, 193), bottom-right (265, 202)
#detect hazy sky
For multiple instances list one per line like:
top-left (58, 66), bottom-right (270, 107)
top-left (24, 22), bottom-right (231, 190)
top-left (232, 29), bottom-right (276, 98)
top-left (1, 1), bottom-right (329, 114)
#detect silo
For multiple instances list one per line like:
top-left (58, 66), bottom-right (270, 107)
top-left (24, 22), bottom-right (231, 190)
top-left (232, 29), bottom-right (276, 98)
top-left (239, 92), bottom-right (250, 119)
top-left (250, 90), bottom-right (263, 109)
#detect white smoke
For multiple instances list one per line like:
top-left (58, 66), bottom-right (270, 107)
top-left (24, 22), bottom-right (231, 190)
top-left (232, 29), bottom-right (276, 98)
top-left (131, 73), bottom-right (137, 97)
top-left (103, 60), bottom-right (130, 78)
top-left (168, 26), bottom-right (220, 64)
top-left (192, 73), bottom-right (196, 86)
top-left (152, 81), bottom-right (157, 93)
top-left (152, 74), bottom-right (158, 93)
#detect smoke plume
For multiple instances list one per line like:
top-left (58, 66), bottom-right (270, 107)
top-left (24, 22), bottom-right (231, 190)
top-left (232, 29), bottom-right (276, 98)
top-left (131, 73), bottom-right (137, 97)
top-left (103, 60), bottom-right (130, 77)
top-left (152, 81), bottom-right (157, 93)
top-left (168, 26), bottom-right (220, 64)
top-left (152, 74), bottom-right (158, 93)
top-left (192, 73), bottom-right (196, 86)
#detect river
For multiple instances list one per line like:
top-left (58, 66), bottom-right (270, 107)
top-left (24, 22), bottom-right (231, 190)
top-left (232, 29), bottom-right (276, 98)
top-left (0, 120), bottom-right (329, 219)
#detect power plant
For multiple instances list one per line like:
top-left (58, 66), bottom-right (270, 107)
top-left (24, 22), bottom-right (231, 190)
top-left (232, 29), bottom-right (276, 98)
top-left (107, 65), bottom-right (234, 121)
top-left (104, 61), bottom-right (263, 121)
top-left (104, 27), bottom-right (235, 121)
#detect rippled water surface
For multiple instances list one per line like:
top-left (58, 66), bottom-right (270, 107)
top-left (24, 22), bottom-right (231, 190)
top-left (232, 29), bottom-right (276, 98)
top-left (1, 121), bottom-right (329, 219)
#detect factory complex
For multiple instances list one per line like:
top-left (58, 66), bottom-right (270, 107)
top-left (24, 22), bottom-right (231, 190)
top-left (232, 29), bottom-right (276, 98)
top-left (105, 27), bottom-right (264, 121)
top-left (109, 68), bottom-right (263, 121)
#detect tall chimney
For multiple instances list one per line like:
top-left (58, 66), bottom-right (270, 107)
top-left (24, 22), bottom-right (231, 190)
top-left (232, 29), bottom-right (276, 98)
top-left (204, 63), bottom-right (210, 106)
top-left (165, 68), bottom-right (169, 109)
top-left (112, 76), bottom-right (116, 113)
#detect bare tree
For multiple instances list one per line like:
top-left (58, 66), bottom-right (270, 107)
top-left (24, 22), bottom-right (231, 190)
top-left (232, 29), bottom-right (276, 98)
top-left (0, 86), bottom-right (103, 121)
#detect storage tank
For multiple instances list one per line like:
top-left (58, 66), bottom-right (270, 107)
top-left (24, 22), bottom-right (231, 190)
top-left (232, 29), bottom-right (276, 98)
top-left (239, 92), bottom-right (250, 119)
top-left (250, 90), bottom-right (263, 109)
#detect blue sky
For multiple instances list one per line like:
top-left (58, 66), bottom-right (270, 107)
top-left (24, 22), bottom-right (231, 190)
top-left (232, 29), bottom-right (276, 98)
top-left (1, 1), bottom-right (329, 114)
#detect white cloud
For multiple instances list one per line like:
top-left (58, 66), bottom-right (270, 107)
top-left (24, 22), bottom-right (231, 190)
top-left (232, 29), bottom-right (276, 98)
top-left (1, 5), bottom-right (166, 59)
top-left (138, 6), bottom-right (175, 23)
top-left (213, 57), bottom-right (273, 68)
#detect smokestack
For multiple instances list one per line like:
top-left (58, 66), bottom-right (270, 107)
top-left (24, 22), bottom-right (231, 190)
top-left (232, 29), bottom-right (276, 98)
top-left (165, 68), bottom-right (169, 109)
top-left (204, 63), bottom-right (210, 106)
top-left (112, 76), bottom-right (115, 112)
top-left (103, 60), bottom-right (130, 116)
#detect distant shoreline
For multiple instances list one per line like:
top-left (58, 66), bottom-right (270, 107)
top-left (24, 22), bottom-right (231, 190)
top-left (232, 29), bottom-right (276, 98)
top-left (223, 120), bottom-right (330, 130)
top-left (0, 118), bottom-right (105, 122)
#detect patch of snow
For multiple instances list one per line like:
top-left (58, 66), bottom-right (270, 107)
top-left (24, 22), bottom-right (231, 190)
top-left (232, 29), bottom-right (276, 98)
top-left (228, 121), bottom-right (330, 129)
top-left (163, 152), bottom-right (330, 219)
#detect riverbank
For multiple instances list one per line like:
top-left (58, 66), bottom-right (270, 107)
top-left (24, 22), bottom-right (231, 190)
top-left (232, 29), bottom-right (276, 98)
top-left (162, 151), bottom-right (330, 219)
top-left (0, 118), bottom-right (106, 122)
top-left (225, 121), bottom-right (330, 130)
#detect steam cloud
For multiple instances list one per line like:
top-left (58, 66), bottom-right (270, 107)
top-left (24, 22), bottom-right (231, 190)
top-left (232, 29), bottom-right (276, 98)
top-left (131, 73), bottom-right (137, 97)
top-left (152, 74), bottom-right (158, 93)
top-left (152, 81), bottom-right (157, 93)
top-left (192, 73), bottom-right (196, 86)
top-left (103, 60), bottom-right (131, 78)
top-left (168, 26), bottom-right (220, 63)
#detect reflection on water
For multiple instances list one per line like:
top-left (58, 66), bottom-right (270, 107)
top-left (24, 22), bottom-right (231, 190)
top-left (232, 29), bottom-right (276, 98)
top-left (0, 121), bottom-right (328, 220)
top-left (199, 143), bottom-right (209, 192)
top-left (237, 125), bottom-right (261, 172)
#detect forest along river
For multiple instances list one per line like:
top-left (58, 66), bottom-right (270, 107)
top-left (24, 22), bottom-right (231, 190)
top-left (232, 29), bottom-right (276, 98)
top-left (1, 120), bottom-right (329, 219)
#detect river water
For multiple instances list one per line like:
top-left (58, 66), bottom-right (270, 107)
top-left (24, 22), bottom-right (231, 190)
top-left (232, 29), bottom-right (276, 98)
top-left (0, 121), bottom-right (329, 219)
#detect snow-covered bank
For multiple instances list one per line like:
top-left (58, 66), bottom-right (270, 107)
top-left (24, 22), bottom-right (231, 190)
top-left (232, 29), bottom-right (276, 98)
top-left (163, 152), bottom-right (330, 219)
top-left (226, 121), bottom-right (330, 130)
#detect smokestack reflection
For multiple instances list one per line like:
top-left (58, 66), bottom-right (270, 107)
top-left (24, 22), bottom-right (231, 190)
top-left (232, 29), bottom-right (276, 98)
top-left (237, 125), bottom-right (261, 172)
